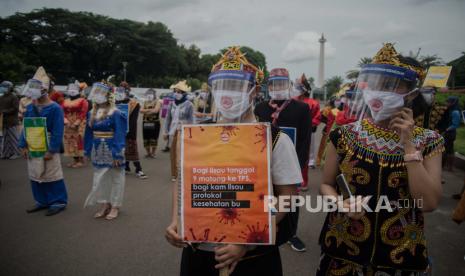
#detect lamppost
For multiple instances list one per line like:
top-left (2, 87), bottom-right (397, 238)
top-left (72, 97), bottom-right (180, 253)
top-left (122, 61), bottom-right (128, 82)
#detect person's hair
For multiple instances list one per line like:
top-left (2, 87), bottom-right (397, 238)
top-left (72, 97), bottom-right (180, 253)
top-left (398, 55), bottom-right (424, 87)
top-left (411, 92), bottom-right (429, 119)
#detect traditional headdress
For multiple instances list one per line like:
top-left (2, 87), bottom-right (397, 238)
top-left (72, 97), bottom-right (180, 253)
top-left (371, 43), bottom-right (426, 81)
top-left (32, 66), bottom-right (50, 90)
top-left (210, 46), bottom-right (264, 84)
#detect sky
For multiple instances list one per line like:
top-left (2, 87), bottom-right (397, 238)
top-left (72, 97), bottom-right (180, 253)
top-left (1, 0), bottom-right (465, 86)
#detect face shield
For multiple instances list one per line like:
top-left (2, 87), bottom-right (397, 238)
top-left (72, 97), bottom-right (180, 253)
top-left (88, 83), bottom-right (111, 104)
top-left (145, 90), bottom-right (157, 101)
top-left (348, 64), bottom-right (420, 123)
top-left (24, 79), bottom-right (46, 100)
top-left (115, 87), bottom-right (128, 101)
top-left (208, 70), bottom-right (255, 120)
top-left (268, 77), bottom-right (291, 100)
top-left (66, 83), bottom-right (80, 97)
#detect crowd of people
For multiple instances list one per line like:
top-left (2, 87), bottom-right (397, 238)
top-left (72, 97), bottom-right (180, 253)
top-left (0, 42), bottom-right (463, 275)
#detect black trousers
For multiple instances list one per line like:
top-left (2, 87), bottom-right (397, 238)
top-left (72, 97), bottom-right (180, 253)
top-left (180, 245), bottom-right (283, 276)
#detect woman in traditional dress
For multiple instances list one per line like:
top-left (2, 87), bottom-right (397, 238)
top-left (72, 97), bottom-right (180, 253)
top-left (63, 81), bottom-right (88, 168)
top-left (317, 43), bottom-right (444, 275)
top-left (0, 81), bottom-right (21, 159)
top-left (115, 82), bottom-right (148, 179)
top-left (84, 82), bottom-right (127, 220)
top-left (140, 88), bottom-right (161, 158)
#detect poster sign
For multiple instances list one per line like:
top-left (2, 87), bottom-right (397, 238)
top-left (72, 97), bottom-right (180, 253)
top-left (180, 123), bottom-right (273, 245)
top-left (422, 66), bottom-right (452, 88)
top-left (23, 117), bottom-right (48, 158)
top-left (116, 103), bottom-right (129, 133)
top-left (279, 127), bottom-right (297, 145)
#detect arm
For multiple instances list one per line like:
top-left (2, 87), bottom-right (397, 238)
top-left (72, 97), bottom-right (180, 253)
top-left (186, 103), bottom-right (194, 125)
top-left (112, 110), bottom-right (127, 161)
top-left (319, 143), bottom-right (340, 197)
top-left (297, 104), bottom-right (312, 169)
top-left (83, 113), bottom-right (93, 157)
top-left (447, 110), bottom-right (461, 131)
top-left (48, 105), bottom-right (64, 153)
top-left (163, 103), bottom-right (173, 135)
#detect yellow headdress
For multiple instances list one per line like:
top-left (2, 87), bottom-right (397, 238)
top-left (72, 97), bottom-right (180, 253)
top-left (211, 46), bottom-right (264, 84)
top-left (372, 43), bottom-right (426, 81)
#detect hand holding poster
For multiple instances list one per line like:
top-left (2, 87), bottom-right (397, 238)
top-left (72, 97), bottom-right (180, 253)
top-left (180, 123), bottom-right (273, 245)
top-left (23, 117), bottom-right (48, 158)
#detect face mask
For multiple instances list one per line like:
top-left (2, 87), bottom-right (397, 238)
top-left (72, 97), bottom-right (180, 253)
top-left (68, 90), bottom-right (80, 97)
top-left (30, 89), bottom-right (44, 100)
top-left (199, 92), bottom-right (208, 99)
top-left (115, 92), bottom-right (127, 101)
top-left (175, 93), bottom-right (184, 100)
top-left (94, 94), bottom-right (107, 104)
top-left (422, 92), bottom-right (434, 105)
top-left (213, 86), bottom-right (255, 120)
top-left (146, 95), bottom-right (154, 101)
top-left (269, 90), bottom-right (290, 100)
top-left (289, 87), bottom-right (301, 98)
top-left (363, 90), bottom-right (416, 122)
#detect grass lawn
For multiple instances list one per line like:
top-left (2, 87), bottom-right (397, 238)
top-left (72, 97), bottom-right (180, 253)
top-left (456, 127), bottom-right (465, 155)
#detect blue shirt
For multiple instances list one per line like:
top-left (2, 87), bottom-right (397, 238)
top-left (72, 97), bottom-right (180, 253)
top-left (18, 102), bottom-right (64, 153)
top-left (448, 110), bottom-right (461, 131)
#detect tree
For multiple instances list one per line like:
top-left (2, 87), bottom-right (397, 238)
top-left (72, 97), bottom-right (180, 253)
top-left (418, 54), bottom-right (444, 69)
top-left (448, 52), bottom-right (465, 88)
top-left (324, 76), bottom-right (344, 97)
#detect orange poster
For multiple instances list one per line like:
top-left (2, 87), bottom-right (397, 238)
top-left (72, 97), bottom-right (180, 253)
top-left (180, 123), bottom-right (273, 245)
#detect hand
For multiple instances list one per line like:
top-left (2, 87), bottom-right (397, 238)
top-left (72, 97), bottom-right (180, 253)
top-left (113, 160), bottom-right (121, 167)
top-left (165, 221), bottom-right (186, 248)
top-left (21, 148), bottom-right (29, 159)
top-left (389, 108), bottom-right (415, 147)
top-left (214, 244), bottom-right (247, 273)
top-left (43, 152), bottom-right (53, 161)
top-left (342, 196), bottom-right (370, 220)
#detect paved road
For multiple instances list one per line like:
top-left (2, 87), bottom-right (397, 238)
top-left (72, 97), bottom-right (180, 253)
top-left (1, 128), bottom-right (464, 275)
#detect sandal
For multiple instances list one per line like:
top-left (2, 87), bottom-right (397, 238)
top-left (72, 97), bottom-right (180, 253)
top-left (105, 208), bottom-right (119, 220)
top-left (94, 205), bottom-right (110, 218)
top-left (66, 162), bottom-right (76, 168)
top-left (72, 162), bottom-right (84, 168)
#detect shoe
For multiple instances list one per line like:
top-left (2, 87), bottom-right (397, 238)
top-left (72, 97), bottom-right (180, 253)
top-left (136, 171), bottom-right (148, 179)
top-left (45, 207), bottom-right (65, 216)
top-left (94, 206), bottom-right (111, 218)
top-left (9, 154), bottom-right (21, 160)
top-left (105, 208), bottom-right (119, 220)
top-left (26, 205), bottom-right (48, 213)
top-left (125, 168), bottom-right (131, 175)
top-left (288, 236), bottom-right (306, 252)
top-left (162, 147), bottom-right (170, 152)
top-left (171, 178), bottom-right (177, 182)
top-left (452, 194), bottom-right (462, 200)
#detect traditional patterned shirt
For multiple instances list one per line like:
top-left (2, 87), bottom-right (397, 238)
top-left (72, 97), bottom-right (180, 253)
top-left (319, 119), bottom-right (444, 271)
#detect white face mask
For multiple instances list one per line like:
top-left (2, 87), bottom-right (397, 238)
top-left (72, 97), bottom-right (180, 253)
top-left (146, 95), bottom-right (154, 101)
top-left (175, 93), bottom-right (184, 100)
top-left (363, 90), bottom-right (415, 122)
top-left (30, 89), bottom-right (44, 100)
top-left (269, 90), bottom-right (290, 100)
top-left (94, 94), bottom-right (107, 104)
top-left (115, 92), bottom-right (126, 101)
top-left (199, 92), bottom-right (208, 99)
top-left (289, 87), bottom-right (301, 98)
top-left (213, 86), bottom-right (255, 120)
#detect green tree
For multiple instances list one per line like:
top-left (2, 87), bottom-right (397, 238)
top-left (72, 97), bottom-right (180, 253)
top-left (324, 76), bottom-right (344, 97)
top-left (448, 52), bottom-right (465, 88)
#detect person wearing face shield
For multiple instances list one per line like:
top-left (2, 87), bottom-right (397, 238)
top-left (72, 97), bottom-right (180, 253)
top-left (0, 80), bottom-right (21, 159)
top-left (317, 43), bottom-right (444, 275)
top-left (255, 68), bottom-right (311, 253)
top-left (83, 82), bottom-right (127, 220)
top-left (294, 74), bottom-right (321, 171)
top-left (163, 80), bottom-right (194, 181)
top-left (140, 88), bottom-right (161, 158)
top-left (62, 81), bottom-right (89, 168)
top-left (193, 82), bottom-right (216, 124)
top-left (165, 47), bottom-right (302, 276)
top-left (18, 66), bottom-right (68, 216)
top-left (114, 81), bottom-right (148, 179)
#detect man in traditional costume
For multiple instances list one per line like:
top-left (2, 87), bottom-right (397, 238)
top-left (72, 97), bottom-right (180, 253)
top-left (317, 43), bottom-right (444, 275)
top-left (115, 81), bottom-right (147, 179)
top-left (18, 67), bottom-right (68, 216)
top-left (254, 67), bottom-right (311, 252)
top-left (165, 47), bottom-right (302, 275)
top-left (63, 81), bottom-right (89, 168)
top-left (0, 81), bottom-right (21, 159)
top-left (84, 82), bottom-right (127, 220)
